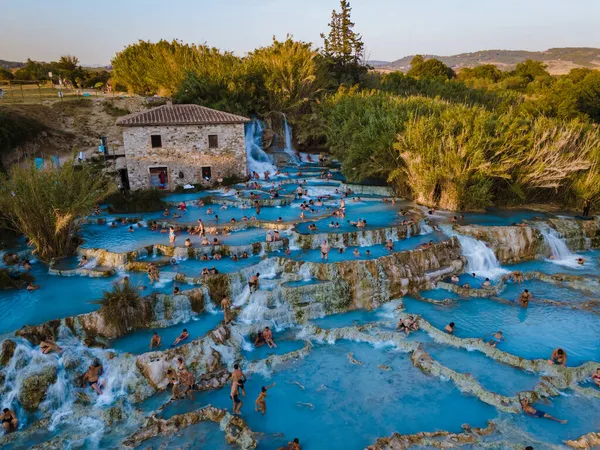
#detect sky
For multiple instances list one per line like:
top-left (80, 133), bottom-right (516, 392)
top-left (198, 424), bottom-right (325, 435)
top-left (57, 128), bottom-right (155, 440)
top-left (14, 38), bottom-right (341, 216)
top-left (1, 0), bottom-right (600, 65)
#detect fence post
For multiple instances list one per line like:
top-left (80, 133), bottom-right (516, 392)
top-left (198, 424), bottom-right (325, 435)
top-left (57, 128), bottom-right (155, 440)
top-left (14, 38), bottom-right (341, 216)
top-left (10, 82), bottom-right (15, 105)
top-left (38, 84), bottom-right (43, 104)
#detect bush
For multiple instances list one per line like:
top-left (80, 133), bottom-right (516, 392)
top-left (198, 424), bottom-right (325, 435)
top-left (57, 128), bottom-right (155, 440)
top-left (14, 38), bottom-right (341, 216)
top-left (0, 162), bottom-right (114, 262)
top-left (0, 110), bottom-right (47, 159)
top-left (102, 101), bottom-right (130, 117)
top-left (106, 189), bottom-right (165, 213)
top-left (100, 282), bottom-right (151, 334)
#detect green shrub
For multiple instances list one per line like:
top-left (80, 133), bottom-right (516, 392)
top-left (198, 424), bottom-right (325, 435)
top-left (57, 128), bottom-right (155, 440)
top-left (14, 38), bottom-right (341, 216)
top-left (100, 282), bottom-right (151, 334)
top-left (106, 189), bottom-right (165, 213)
top-left (102, 101), bottom-right (130, 117)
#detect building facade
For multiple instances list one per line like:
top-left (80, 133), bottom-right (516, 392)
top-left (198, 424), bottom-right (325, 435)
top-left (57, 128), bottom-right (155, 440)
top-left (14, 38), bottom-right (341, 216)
top-left (117, 104), bottom-right (249, 191)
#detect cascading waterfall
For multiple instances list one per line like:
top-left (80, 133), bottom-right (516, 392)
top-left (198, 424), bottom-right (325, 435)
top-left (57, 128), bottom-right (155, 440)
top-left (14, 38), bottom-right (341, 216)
top-left (245, 119), bottom-right (277, 176)
top-left (441, 225), bottom-right (507, 278)
top-left (420, 220), bottom-right (434, 235)
top-left (283, 115), bottom-right (301, 164)
top-left (536, 223), bottom-right (580, 267)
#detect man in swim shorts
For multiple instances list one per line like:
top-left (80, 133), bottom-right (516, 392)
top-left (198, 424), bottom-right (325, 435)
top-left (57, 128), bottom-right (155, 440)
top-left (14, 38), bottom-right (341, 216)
top-left (82, 361), bottom-right (104, 395)
top-left (149, 332), bottom-right (161, 350)
top-left (230, 379), bottom-right (243, 414)
top-left (232, 363), bottom-right (247, 397)
top-left (1, 408), bottom-right (18, 433)
top-left (520, 398), bottom-right (566, 423)
top-left (255, 382), bottom-right (276, 414)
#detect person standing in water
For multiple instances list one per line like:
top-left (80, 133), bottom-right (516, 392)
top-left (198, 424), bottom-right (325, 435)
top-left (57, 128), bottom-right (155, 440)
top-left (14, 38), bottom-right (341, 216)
top-left (519, 289), bottom-right (531, 308)
top-left (255, 382), bottom-right (276, 414)
top-left (548, 348), bottom-right (567, 366)
top-left (263, 326), bottom-right (276, 348)
top-left (230, 378), bottom-right (243, 414)
top-left (221, 296), bottom-right (232, 324)
top-left (232, 364), bottom-right (247, 397)
top-left (320, 240), bottom-right (330, 261)
top-left (169, 226), bottom-right (176, 246)
top-left (149, 332), bottom-right (161, 350)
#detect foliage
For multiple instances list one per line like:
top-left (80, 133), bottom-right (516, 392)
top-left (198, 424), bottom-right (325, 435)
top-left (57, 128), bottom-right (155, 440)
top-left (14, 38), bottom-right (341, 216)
top-left (320, 0), bottom-right (368, 85)
top-left (407, 55), bottom-right (456, 80)
top-left (106, 189), bottom-right (164, 213)
top-left (0, 67), bottom-right (14, 80)
top-left (100, 282), bottom-right (150, 334)
top-left (0, 110), bottom-right (47, 158)
top-left (102, 101), bottom-right (130, 117)
top-left (322, 88), bottom-right (600, 210)
top-left (0, 162), bottom-right (115, 262)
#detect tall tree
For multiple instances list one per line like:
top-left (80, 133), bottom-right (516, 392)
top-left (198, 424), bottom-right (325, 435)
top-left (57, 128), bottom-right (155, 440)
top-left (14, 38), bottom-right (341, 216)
top-left (320, 1), bottom-right (368, 85)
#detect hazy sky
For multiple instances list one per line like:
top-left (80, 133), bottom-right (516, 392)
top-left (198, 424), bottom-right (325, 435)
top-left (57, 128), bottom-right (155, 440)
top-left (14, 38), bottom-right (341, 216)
top-left (1, 0), bottom-right (600, 65)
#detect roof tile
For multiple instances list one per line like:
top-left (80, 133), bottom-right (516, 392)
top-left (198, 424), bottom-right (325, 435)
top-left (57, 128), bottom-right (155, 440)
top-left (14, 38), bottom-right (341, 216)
top-left (116, 104), bottom-right (250, 127)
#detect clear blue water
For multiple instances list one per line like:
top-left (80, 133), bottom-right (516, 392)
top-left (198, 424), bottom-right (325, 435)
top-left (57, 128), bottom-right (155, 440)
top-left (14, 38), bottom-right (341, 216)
top-left (159, 341), bottom-right (497, 449)
top-left (424, 343), bottom-right (540, 396)
top-left (111, 313), bottom-right (222, 355)
top-left (3, 164), bottom-right (600, 449)
top-left (500, 279), bottom-right (595, 303)
top-left (403, 297), bottom-right (600, 365)
top-left (134, 420), bottom-right (235, 450)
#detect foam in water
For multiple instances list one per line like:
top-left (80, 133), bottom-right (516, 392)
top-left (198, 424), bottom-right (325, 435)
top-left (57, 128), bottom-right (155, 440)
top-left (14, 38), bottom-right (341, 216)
top-left (441, 225), bottom-right (507, 279)
top-left (245, 119), bottom-right (277, 176)
top-left (536, 223), bottom-right (581, 268)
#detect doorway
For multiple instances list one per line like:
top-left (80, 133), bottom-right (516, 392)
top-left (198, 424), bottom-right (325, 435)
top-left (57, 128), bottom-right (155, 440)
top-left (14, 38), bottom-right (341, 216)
top-left (118, 169), bottom-right (130, 192)
top-left (149, 167), bottom-right (168, 189)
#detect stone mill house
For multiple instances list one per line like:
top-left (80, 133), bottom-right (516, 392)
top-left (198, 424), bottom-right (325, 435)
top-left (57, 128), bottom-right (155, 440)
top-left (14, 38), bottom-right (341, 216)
top-left (116, 103), bottom-right (249, 190)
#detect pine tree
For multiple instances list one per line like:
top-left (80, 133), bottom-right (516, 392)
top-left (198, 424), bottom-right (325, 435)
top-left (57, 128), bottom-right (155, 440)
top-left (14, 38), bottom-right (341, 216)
top-left (321, 1), bottom-right (368, 85)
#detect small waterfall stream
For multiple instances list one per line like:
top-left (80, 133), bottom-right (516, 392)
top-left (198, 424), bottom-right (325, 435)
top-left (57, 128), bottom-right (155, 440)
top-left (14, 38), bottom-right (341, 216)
top-left (441, 225), bottom-right (507, 278)
top-left (283, 116), bottom-right (301, 164)
top-left (536, 223), bottom-right (580, 267)
top-left (245, 119), bottom-right (277, 176)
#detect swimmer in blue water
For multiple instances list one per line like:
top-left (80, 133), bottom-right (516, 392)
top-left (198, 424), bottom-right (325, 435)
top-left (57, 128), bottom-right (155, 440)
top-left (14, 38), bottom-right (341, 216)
top-left (520, 398), bottom-right (566, 423)
top-left (487, 331), bottom-right (505, 348)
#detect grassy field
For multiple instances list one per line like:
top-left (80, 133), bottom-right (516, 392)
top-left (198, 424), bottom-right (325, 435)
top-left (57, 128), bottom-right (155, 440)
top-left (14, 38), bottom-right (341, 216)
top-left (0, 82), bottom-right (126, 105)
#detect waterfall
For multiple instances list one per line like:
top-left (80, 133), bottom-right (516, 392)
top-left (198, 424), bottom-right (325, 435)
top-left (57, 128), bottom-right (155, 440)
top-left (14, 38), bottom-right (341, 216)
top-left (245, 119), bottom-right (277, 176)
top-left (536, 223), bottom-right (580, 268)
top-left (442, 225), bottom-right (507, 278)
top-left (283, 116), bottom-right (301, 164)
top-left (420, 220), bottom-right (434, 235)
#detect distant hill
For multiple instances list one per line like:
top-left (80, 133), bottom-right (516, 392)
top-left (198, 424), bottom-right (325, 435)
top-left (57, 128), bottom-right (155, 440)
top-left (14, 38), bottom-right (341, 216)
top-left (0, 60), bottom-right (25, 70)
top-left (370, 47), bottom-right (600, 75)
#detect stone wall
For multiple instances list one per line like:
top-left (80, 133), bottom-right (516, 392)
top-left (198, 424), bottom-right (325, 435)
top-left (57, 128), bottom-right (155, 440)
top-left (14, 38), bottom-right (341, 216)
top-left (122, 124), bottom-right (247, 191)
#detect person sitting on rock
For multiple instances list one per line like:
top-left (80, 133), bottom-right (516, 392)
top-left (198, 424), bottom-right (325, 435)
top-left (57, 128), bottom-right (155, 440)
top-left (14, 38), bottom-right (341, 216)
top-left (173, 286), bottom-right (180, 294)
top-left (450, 274), bottom-right (459, 284)
top-left (172, 329), bottom-right (189, 347)
top-left (82, 361), bottom-right (104, 396)
top-left (482, 278), bottom-right (492, 287)
top-left (511, 271), bottom-right (524, 284)
top-left (40, 336), bottom-right (62, 354)
top-left (397, 316), bottom-right (419, 337)
top-left (488, 331), bottom-right (505, 348)
top-left (548, 348), bottom-right (567, 366)
top-left (445, 322), bottom-right (455, 334)
top-left (149, 332), bottom-right (161, 350)
top-left (263, 326), bottom-right (276, 348)
top-left (77, 255), bottom-right (89, 268)
top-left (254, 332), bottom-right (265, 347)
top-left (180, 368), bottom-right (195, 400)
top-left (520, 398), bottom-right (566, 423)
top-left (1, 408), bottom-right (18, 433)
top-left (249, 273), bottom-right (260, 293)
top-left (462, 283), bottom-right (470, 289)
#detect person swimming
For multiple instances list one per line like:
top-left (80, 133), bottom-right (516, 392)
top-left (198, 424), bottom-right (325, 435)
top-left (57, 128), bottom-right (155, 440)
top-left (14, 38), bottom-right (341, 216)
top-left (548, 348), bottom-right (567, 366)
top-left (488, 331), bottom-right (505, 348)
top-left (445, 322), bottom-right (455, 334)
top-left (172, 329), bottom-right (189, 347)
top-left (520, 398), bottom-right (566, 424)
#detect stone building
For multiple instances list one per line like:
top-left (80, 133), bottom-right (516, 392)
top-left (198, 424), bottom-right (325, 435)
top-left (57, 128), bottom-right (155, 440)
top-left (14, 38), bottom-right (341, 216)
top-left (116, 104), bottom-right (249, 191)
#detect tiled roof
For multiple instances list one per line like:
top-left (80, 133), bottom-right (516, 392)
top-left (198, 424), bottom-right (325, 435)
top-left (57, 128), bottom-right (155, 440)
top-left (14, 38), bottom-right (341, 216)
top-left (116, 104), bottom-right (250, 127)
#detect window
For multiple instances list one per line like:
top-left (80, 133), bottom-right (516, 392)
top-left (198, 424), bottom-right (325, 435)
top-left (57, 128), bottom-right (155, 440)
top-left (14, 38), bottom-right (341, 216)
top-left (208, 134), bottom-right (218, 149)
top-left (201, 166), bottom-right (212, 181)
top-left (151, 135), bottom-right (162, 148)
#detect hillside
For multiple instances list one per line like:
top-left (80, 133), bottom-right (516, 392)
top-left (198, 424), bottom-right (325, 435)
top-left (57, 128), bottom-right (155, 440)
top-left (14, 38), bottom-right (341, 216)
top-left (371, 47), bottom-right (600, 75)
top-left (0, 59), bottom-right (25, 69)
